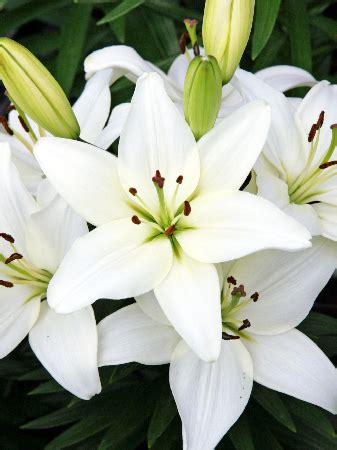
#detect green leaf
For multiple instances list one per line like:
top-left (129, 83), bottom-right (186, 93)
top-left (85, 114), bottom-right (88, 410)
top-left (143, 9), bottom-right (180, 57)
top-left (252, 385), bottom-right (297, 432)
top-left (144, 0), bottom-right (203, 22)
top-left (29, 380), bottom-right (65, 395)
top-left (227, 415), bottom-right (254, 450)
top-left (311, 16), bottom-right (337, 41)
top-left (0, 0), bottom-right (7, 9)
top-left (21, 406), bottom-right (83, 430)
top-left (97, 0), bottom-right (145, 25)
top-left (298, 312), bottom-right (337, 338)
top-left (252, 0), bottom-right (281, 59)
top-left (147, 382), bottom-right (177, 447)
top-left (55, 4), bottom-right (92, 95)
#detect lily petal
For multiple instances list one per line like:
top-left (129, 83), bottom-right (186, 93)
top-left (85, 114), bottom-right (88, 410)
top-left (29, 302), bottom-right (101, 400)
top-left (245, 329), bottom-right (337, 414)
top-left (34, 137), bottom-right (132, 226)
top-left (313, 202), bottom-right (337, 241)
top-left (177, 190), bottom-right (311, 263)
top-left (154, 253), bottom-right (222, 362)
top-left (98, 304), bottom-right (180, 366)
top-left (47, 219), bottom-right (173, 313)
top-left (136, 290), bottom-right (171, 326)
top-left (170, 340), bottom-right (253, 450)
top-left (95, 103), bottom-right (130, 150)
top-left (256, 65), bottom-right (316, 92)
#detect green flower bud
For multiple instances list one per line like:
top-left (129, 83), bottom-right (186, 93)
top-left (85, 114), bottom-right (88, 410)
top-left (202, 0), bottom-right (255, 83)
top-left (184, 55), bottom-right (222, 140)
top-left (0, 38), bottom-right (80, 139)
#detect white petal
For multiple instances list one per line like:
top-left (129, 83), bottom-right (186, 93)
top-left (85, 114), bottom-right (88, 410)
top-left (154, 253), bottom-right (222, 362)
top-left (197, 100), bottom-right (271, 193)
top-left (246, 329), bottom-right (337, 414)
top-left (177, 190), bottom-right (311, 263)
top-left (313, 202), bottom-right (337, 241)
top-left (233, 69), bottom-right (307, 180)
top-left (118, 72), bottom-right (200, 216)
top-left (283, 203), bottom-right (321, 236)
top-left (135, 290), bottom-right (171, 325)
top-left (227, 237), bottom-right (337, 334)
top-left (95, 103), bottom-right (130, 150)
top-left (167, 48), bottom-right (203, 92)
top-left (47, 219), bottom-right (173, 313)
top-left (73, 69), bottom-right (113, 144)
top-left (170, 340), bottom-right (253, 450)
top-left (29, 302), bottom-right (101, 400)
top-left (256, 65), bottom-right (316, 92)
top-left (34, 137), bottom-right (131, 226)
top-left (98, 304), bottom-right (180, 366)
top-left (0, 294), bottom-right (40, 358)
top-left (0, 143), bottom-right (38, 253)
top-left (35, 179), bottom-right (58, 207)
top-left (25, 195), bottom-right (88, 273)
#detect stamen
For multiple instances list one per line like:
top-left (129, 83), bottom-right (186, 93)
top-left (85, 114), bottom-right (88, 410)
top-left (0, 116), bottom-right (13, 135)
top-left (18, 115), bottom-right (29, 132)
top-left (222, 332), bottom-right (240, 340)
top-left (238, 319), bottom-right (251, 331)
top-left (231, 284), bottom-right (246, 297)
top-left (183, 200), bottom-right (191, 216)
top-left (152, 169), bottom-right (165, 189)
top-left (227, 276), bottom-right (237, 285)
top-left (317, 111), bottom-right (325, 129)
top-left (176, 175), bottom-right (183, 184)
top-left (7, 105), bottom-right (15, 113)
top-left (131, 215), bottom-right (141, 225)
top-left (0, 233), bottom-right (14, 243)
top-left (0, 280), bottom-right (14, 288)
top-left (250, 292), bottom-right (259, 302)
top-left (5, 253), bottom-right (23, 264)
top-left (179, 31), bottom-right (189, 54)
top-left (193, 42), bottom-right (200, 56)
top-left (129, 187), bottom-right (137, 196)
top-left (331, 124), bottom-right (337, 129)
top-left (308, 123), bottom-right (317, 143)
top-left (319, 160), bottom-right (337, 169)
top-left (164, 224), bottom-right (176, 236)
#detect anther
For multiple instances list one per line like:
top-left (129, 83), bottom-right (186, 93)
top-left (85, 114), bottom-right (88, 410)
top-left (227, 276), bottom-right (237, 285)
top-left (331, 124), bottom-right (337, 129)
top-left (5, 253), bottom-right (23, 264)
top-left (6, 105), bottom-right (15, 113)
top-left (193, 42), bottom-right (200, 57)
top-left (18, 115), bottom-right (29, 132)
top-left (183, 200), bottom-right (191, 216)
top-left (319, 161), bottom-right (337, 169)
top-left (238, 319), bottom-right (251, 331)
top-left (0, 116), bottom-right (14, 135)
top-left (317, 111), bottom-right (325, 129)
top-left (0, 233), bottom-right (14, 243)
top-left (250, 292), bottom-right (259, 302)
top-left (308, 123), bottom-right (317, 143)
top-left (0, 280), bottom-right (14, 288)
top-left (231, 284), bottom-right (246, 297)
top-left (131, 215), bottom-right (141, 225)
top-left (222, 332), bottom-right (240, 340)
top-left (176, 175), bottom-right (183, 184)
top-left (179, 32), bottom-right (189, 54)
top-left (164, 224), bottom-right (176, 236)
top-left (129, 187), bottom-right (137, 196)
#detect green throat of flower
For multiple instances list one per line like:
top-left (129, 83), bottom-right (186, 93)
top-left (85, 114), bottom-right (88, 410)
top-left (288, 111), bottom-right (337, 205)
top-left (0, 232), bottom-right (52, 302)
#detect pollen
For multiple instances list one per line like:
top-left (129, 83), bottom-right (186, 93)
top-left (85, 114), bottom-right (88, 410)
top-left (18, 115), bottom-right (29, 132)
top-left (238, 319), bottom-right (251, 331)
top-left (129, 187), bottom-right (137, 196)
top-left (5, 253), bottom-right (23, 264)
top-left (176, 175), bottom-right (183, 184)
top-left (227, 276), bottom-right (237, 285)
top-left (250, 292), bottom-right (259, 302)
top-left (131, 215), bottom-right (141, 225)
top-left (183, 200), bottom-right (191, 216)
top-left (222, 332), bottom-right (240, 340)
top-left (0, 233), bottom-right (15, 243)
top-left (0, 280), bottom-right (14, 288)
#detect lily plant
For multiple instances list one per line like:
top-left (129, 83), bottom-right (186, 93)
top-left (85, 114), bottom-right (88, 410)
top-left (97, 238), bottom-right (337, 450)
top-left (0, 143), bottom-right (101, 400)
top-left (34, 73), bottom-right (311, 362)
top-left (234, 70), bottom-right (337, 239)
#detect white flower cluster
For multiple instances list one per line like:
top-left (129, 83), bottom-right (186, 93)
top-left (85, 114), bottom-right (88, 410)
top-left (1, 43), bottom-right (337, 449)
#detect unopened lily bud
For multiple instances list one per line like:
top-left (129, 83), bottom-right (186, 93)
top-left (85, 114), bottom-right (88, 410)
top-left (202, 0), bottom-right (255, 83)
top-left (184, 55), bottom-right (222, 140)
top-left (0, 38), bottom-right (80, 139)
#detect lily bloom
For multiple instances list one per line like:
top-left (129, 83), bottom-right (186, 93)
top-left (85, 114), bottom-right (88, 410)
top-left (0, 143), bottom-right (101, 400)
top-left (97, 238), bottom-right (337, 450)
top-left (234, 70), bottom-right (337, 238)
top-left (34, 72), bottom-right (310, 362)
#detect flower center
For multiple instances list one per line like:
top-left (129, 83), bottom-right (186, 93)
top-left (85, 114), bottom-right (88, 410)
top-left (0, 232), bottom-right (52, 302)
top-left (221, 275), bottom-right (259, 340)
top-left (288, 112), bottom-right (337, 205)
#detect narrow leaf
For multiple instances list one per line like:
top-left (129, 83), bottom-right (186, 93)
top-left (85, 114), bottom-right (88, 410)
top-left (97, 0), bottom-right (145, 25)
top-left (252, 0), bottom-right (281, 59)
top-left (227, 415), bottom-right (254, 450)
top-left (144, 0), bottom-right (202, 22)
top-left (148, 383), bottom-right (177, 447)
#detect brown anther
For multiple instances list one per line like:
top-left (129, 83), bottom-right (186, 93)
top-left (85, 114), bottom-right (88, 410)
top-left (193, 42), bottom-right (200, 57)
top-left (183, 200), bottom-right (191, 216)
top-left (5, 253), bottom-right (23, 264)
top-left (129, 187), bottom-right (137, 196)
top-left (18, 115), bottom-right (29, 132)
top-left (317, 111), bottom-right (325, 129)
top-left (0, 280), bottom-right (14, 288)
top-left (331, 124), bottom-right (337, 129)
top-left (6, 105), bottom-right (15, 113)
top-left (250, 292), bottom-right (259, 302)
top-left (308, 123), bottom-right (317, 143)
top-left (238, 319), bottom-right (251, 331)
top-left (176, 175), bottom-right (183, 184)
top-left (0, 116), bottom-right (14, 135)
top-left (179, 32), bottom-right (189, 54)
top-left (222, 332), bottom-right (240, 340)
top-left (0, 233), bottom-right (14, 243)
top-left (164, 224), bottom-right (176, 236)
top-left (319, 161), bottom-right (337, 169)
top-left (227, 276), bottom-right (237, 286)
top-left (131, 215), bottom-right (141, 225)
top-left (231, 284), bottom-right (246, 297)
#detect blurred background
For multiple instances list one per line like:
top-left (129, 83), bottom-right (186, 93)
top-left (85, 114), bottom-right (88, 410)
top-left (0, 0), bottom-right (337, 448)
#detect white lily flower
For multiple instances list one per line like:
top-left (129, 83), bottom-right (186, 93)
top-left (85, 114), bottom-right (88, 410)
top-left (34, 72), bottom-right (311, 361)
top-left (97, 238), bottom-right (337, 450)
top-left (0, 143), bottom-right (101, 400)
top-left (233, 69), bottom-right (337, 239)
top-left (0, 70), bottom-right (129, 195)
